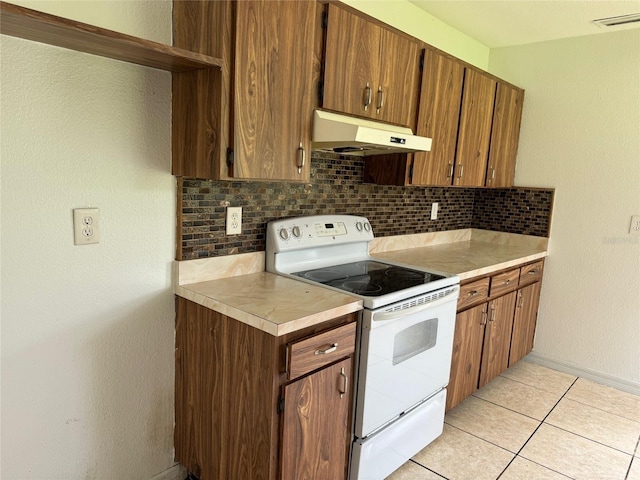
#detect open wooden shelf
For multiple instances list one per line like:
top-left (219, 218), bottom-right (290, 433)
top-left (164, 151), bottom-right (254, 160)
top-left (0, 1), bottom-right (222, 72)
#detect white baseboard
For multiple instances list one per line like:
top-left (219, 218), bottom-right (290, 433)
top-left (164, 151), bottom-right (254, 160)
top-left (149, 464), bottom-right (187, 480)
top-left (525, 352), bottom-right (640, 396)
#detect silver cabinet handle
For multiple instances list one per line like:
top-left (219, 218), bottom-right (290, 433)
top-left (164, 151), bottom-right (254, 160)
top-left (490, 304), bottom-right (496, 322)
top-left (315, 343), bottom-right (337, 355)
top-left (481, 307), bottom-right (488, 325)
top-left (376, 86), bottom-right (384, 113)
top-left (527, 270), bottom-right (538, 275)
top-left (468, 290), bottom-right (479, 297)
top-left (296, 142), bottom-right (305, 174)
top-left (363, 82), bottom-right (372, 111)
top-left (457, 164), bottom-right (464, 179)
top-left (339, 367), bottom-right (348, 398)
top-left (504, 279), bottom-right (511, 285)
top-left (517, 291), bottom-right (524, 308)
top-left (489, 166), bottom-right (495, 182)
top-left (447, 162), bottom-right (454, 179)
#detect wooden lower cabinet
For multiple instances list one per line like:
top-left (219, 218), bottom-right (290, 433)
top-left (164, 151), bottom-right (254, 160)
top-left (446, 303), bottom-right (486, 411)
top-left (479, 292), bottom-right (517, 388)
top-left (509, 281), bottom-right (542, 365)
top-left (281, 357), bottom-right (352, 480)
top-left (446, 260), bottom-right (544, 411)
top-left (174, 297), bottom-right (358, 480)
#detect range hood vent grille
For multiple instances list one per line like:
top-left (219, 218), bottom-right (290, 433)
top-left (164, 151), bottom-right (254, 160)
top-left (593, 13), bottom-right (640, 28)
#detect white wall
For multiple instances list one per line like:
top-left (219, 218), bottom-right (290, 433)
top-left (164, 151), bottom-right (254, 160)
top-left (489, 29), bottom-right (640, 389)
top-left (342, 0), bottom-right (490, 69)
top-left (0, 1), bottom-right (179, 478)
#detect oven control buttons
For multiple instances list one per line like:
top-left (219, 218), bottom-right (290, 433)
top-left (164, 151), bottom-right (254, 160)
top-left (364, 222), bottom-right (371, 232)
top-left (292, 226), bottom-right (302, 238)
top-left (279, 228), bottom-right (290, 241)
top-left (356, 221), bottom-right (363, 231)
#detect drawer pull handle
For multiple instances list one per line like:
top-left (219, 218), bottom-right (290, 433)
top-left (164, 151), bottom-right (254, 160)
top-left (315, 343), bottom-right (338, 355)
top-left (504, 279), bottom-right (511, 285)
top-left (527, 270), bottom-right (538, 275)
top-left (339, 367), bottom-right (348, 398)
top-left (468, 290), bottom-right (479, 297)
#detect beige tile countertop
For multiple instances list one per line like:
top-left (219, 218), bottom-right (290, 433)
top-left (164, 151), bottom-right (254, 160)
top-left (370, 229), bottom-right (548, 281)
top-left (174, 229), bottom-right (548, 336)
top-left (174, 254), bottom-right (363, 337)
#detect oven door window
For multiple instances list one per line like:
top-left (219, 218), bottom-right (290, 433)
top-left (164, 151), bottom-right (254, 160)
top-left (393, 318), bottom-right (437, 365)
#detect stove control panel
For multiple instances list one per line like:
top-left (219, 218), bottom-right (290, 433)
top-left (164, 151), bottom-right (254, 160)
top-left (314, 221), bottom-right (347, 237)
top-left (266, 215), bottom-right (374, 253)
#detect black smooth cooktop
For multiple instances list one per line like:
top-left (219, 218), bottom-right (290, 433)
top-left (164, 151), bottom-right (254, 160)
top-left (292, 260), bottom-right (445, 297)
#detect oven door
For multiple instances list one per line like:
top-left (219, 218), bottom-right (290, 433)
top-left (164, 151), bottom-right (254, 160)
top-left (354, 286), bottom-right (459, 438)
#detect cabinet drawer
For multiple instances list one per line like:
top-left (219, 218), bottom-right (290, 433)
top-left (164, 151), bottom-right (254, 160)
top-left (287, 322), bottom-right (356, 380)
top-left (490, 268), bottom-right (520, 297)
top-left (458, 277), bottom-right (490, 311)
top-left (520, 261), bottom-right (544, 286)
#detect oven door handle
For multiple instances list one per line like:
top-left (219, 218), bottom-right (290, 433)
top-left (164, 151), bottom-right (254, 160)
top-left (373, 286), bottom-right (459, 322)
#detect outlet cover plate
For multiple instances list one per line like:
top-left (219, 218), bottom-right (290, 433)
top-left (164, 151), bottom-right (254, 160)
top-left (226, 206), bottom-right (242, 235)
top-left (73, 208), bottom-right (100, 245)
top-left (630, 215), bottom-right (640, 235)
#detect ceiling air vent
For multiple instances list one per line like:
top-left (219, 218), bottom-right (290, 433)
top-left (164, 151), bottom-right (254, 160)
top-left (593, 13), bottom-right (640, 29)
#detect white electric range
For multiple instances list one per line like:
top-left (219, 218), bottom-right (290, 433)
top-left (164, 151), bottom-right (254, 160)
top-left (266, 215), bottom-right (459, 480)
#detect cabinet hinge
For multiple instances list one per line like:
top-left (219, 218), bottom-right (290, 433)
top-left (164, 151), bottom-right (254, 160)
top-left (317, 80), bottom-right (324, 103)
top-left (408, 162), bottom-right (414, 183)
top-left (226, 148), bottom-right (234, 167)
top-left (419, 50), bottom-right (425, 71)
top-left (277, 396), bottom-right (285, 414)
top-left (321, 10), bottom-right (328, 29)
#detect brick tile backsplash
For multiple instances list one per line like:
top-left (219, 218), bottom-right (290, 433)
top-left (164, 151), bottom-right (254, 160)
top-left (178, 152), bottom-right (554, 259)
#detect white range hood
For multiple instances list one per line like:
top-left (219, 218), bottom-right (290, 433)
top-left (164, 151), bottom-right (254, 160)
top-left (311, 110), bottom-right (432, 156)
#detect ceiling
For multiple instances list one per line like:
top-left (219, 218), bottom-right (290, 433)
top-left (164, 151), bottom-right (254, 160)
top-left (410, 0), bottom-right (640, 48)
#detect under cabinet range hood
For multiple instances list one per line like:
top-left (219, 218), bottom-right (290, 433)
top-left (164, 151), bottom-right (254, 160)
top-left (311, 110), bottom-right (432, 156)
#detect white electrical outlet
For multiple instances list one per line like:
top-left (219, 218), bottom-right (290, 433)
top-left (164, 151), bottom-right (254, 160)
top-left (73, 208), bottom-right (100, 245)
top-left (630, 215), bottom-right (640, 235)
top-left (226, 206), bottom-right (242, 235)
top-left (431, 202), bottom-right (438, 220)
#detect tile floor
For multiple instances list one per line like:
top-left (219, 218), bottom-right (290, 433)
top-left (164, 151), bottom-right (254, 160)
top-left (387, 360), bottom-right (640, 480)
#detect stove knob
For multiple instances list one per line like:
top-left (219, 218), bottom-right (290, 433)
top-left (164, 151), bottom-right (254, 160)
top-left (292, 226), bottom-right (302, 238)
top-left (279, 228), bottom-right (289, 241)
top-left (364, 222), bottom-right (371, 232)
top-left (356, 221), bottom-right (363, 232)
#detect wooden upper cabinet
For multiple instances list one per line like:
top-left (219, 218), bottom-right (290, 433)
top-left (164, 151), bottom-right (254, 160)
top-left (322, 4), bottom-right (420, 127)
top-left (233, 0), bottom-right (316, 181)
top-left (454, 68), bottom-right (497, 187)
top-left (172, 0), bottom-right (316, 181)
top-left (412, 49), bottom-right (465, 186)
top-left (486, 81), bottom-right (524, 187)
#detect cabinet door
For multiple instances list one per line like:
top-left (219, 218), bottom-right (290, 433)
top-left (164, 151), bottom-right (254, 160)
top-left (509, 282), bottom-right (542, 366)
top-left (281, 358), bottom-right (352, 480)
top-left (479, 291), bottom-right (516, 388)
top-left (412, 49), bottom-right (465, 186)
top-left (323, 4), bottom-right (419, 127)
top-left (323, 4), bottom-right (381, 121)
top-left (454, 69), bottom-right (497, 186)
top-left (446, 304), bottom-right (486, 411)
top-left (486, 82), bottom-right (524, 187)
top-left (376, 28), bottom-right (420, 126)
top-left (233, 0), bottom-right (316, 181)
